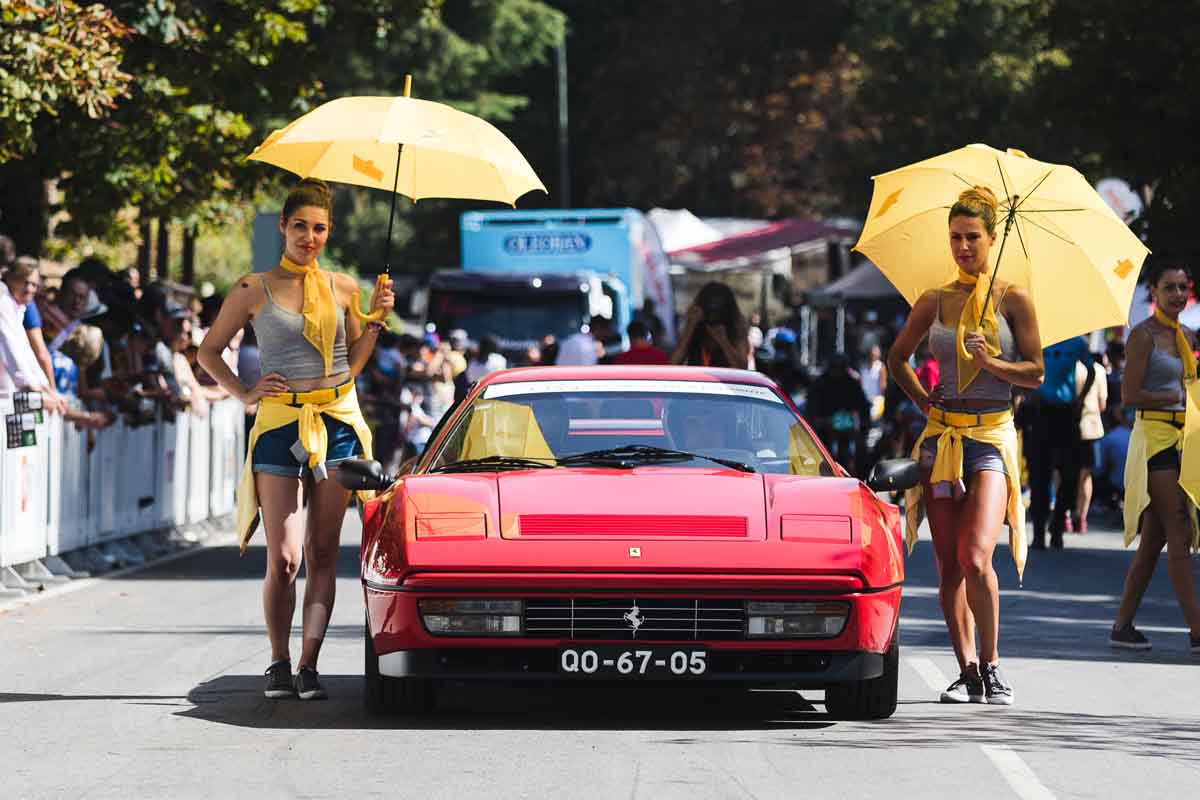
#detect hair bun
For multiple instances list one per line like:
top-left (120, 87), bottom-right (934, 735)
top-left (297, 177), bottom-right (331, 197)
top-left (957, 185), bottom-right (998, 211)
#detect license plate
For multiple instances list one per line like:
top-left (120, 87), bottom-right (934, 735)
top-left (558, 645), bottom-right (708, 678)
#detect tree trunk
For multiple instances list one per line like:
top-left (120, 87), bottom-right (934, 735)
top-left (0, 162), bottom-right (49, 257)
top-left (182, 226), bottom-right (196, 286)
top-left (156, 218), bottom-right (170, 281)
top-left (137, 219), bottom-right (152, 286)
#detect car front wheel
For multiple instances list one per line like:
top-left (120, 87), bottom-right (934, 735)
top-left (823, 636), bottom-right (899, 721)
top-left (364, 621), bottom-right (435, 715)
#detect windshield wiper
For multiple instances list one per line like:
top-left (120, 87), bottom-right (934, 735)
top-left (430, 455), bottom-right (556, 473)
top-left (557, 444), bottom-right (755, 473)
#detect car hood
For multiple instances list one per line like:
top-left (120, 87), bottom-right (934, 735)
top-left (495, 468), bottom-right (768, 541)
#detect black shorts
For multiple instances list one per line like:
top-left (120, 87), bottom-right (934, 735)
top-left (1147, 446), bottom-right (1181, 473)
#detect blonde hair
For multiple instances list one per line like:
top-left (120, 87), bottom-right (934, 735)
top-left (949, 186), bottom-right (999, 235)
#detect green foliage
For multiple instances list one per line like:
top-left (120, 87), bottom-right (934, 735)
top-left (0, 0), bottom-right (133, 162)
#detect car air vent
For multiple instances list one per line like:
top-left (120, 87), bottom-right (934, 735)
top-left (524, 598), bottom-right (746, 640)
top-left (518, 514), bottom-right (748, 537)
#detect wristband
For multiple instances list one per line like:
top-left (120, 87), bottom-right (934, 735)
top-left (366, 321), bottom-right (387, 333)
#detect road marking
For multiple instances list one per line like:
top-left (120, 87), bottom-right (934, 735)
top-left (981, 745), bottom-right (1056, 800)
top-left (906, 656), bottom-right (951, 693)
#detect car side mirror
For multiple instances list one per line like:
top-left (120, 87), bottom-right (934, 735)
top-left (336, 458), bottom-right (392, 492)
top-left (866, 458), bottom-right (920, 493)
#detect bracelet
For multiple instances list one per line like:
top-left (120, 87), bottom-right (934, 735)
top-left (365, 321), bottom-right (386, 333)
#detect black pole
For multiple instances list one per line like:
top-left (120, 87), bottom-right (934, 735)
top-left (382, 141), bottom-right (402, 275)
top-left (983, 196), bottom-right (1018, 318)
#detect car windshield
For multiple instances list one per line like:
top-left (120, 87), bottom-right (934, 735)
top-left (429, 291), bottom-right (586, 344)
top-left (426, 379), bottom-right (829, 476)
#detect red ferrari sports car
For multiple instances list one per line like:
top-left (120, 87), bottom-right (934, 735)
top-left (339, 365), bottom-right (918, 719)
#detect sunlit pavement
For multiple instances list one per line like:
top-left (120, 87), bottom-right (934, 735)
top-left (2, 509), bottom-right (1197, 800)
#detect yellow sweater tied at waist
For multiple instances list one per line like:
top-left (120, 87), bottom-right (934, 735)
top-left (236, 382), bottom-right (375, 554)
top-left (904, 406), bottom-right (1027, 581)
top-left (1123, 411), bottom-right (1200, 551)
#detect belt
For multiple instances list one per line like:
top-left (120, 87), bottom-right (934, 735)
top-left (262, 380), bottom-right (353, 407)
top-left (1138, 409), bottom-right (1186, 425)
top-left (928, 406), bottom-right (1013, 428)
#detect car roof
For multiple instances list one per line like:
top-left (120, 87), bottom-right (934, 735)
top-left (481, 365), bottom-right (779, 388)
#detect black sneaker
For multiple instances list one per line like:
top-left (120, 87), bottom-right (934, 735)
top-left (1110, 623), bottom-right (1152, 650)
top-left (980, 662), bottom-right (1014, 706)
top-left (264, 660), bottom-right (295, 699)
top-left (939, 663), bottom-right (984, 704)
top-left (295, 666), bottom-right (327, 700)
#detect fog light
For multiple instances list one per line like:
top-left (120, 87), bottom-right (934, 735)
top-left (745, 601), bottom-right (849, 638)
top-left (418, 599), bottom-right (523, 636)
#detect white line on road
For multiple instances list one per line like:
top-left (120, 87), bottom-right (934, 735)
top-left (906, 656), bottom-right (952, 693)
top-left (981, 745), bottom-right (1057, 800)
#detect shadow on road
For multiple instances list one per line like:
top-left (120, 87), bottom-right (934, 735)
top-left (902, 540), bottom-right (1200, 665)
top-left (179, 676), bottom-right (836, 732)
top-left (120, 544), bottom-right (363, 581)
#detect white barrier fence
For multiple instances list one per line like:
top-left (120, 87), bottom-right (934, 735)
top-left (0, 395), bottom-right (245, 594)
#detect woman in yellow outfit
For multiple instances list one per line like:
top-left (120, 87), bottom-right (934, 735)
top-left (1110, 261), bottom-right (1200, 654)
top-left (198, 178), bottom-right (395, 700)
top-left (887, 187), bottom-right (1044, 706)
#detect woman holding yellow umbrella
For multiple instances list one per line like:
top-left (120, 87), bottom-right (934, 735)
top-left (198, 178), bottom-right (395, 701)
top-left (886, 187), bottom-right (1044, 705)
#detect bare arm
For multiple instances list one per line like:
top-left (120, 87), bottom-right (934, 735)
top-left (670, 306), bottom-right (703, 364)
top-left (1122, 325), bottom-right (1182, 407)
top-left (968, 286), bottom-right (1044, 388)
top-left (341, 273), bottom-right (394, 377)
top-left (886, 290), bottom-right (939, 412)
top-left (197, 275), bottom-right (288, 406)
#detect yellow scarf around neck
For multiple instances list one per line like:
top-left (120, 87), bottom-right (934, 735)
top-left (955, 267), bottom-right (1002, 392)
top-left (1153, 307), bottom-right (1197, 381)
top-left (279, 255), bottom-right (338, 376)
top-left (278, 256), bottom-right (390, 376)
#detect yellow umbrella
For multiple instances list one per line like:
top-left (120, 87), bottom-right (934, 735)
top-left (247, 75), bottom-right (546, 274)
top-left (853, 143), bottom-right (1149, 347)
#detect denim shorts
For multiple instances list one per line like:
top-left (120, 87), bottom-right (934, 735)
top-left (919, 437), bottom-right (1007, 477)
top-left (252, 415), bottom-right (363, 478)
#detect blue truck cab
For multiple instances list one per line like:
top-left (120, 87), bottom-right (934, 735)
top-left (426, 209), bottom-right (674, 362)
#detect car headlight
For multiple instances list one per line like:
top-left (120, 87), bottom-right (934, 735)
top-left (418, 599), bottom-right (524, 636)
top-left (745, 601), bottom-right (849, 638)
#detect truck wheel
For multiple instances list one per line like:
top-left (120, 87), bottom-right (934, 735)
top-left (364, 621), bottom-right (434, 715)
top-left (824, 636), bottom-right (899, 721)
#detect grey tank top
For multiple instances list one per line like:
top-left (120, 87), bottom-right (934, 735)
top-left (1143, 341), bottom-right (1185, 410)
top-left (929, 288), bottom-right (1020, 403)
top-left (252, 274), bottom-right (349, 380)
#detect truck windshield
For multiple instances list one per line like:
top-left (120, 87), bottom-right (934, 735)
top-left (430, 291), bottom-right (586, 344)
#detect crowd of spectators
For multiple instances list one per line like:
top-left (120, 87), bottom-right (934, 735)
top-left (0, 238), bottom-right (231, 444)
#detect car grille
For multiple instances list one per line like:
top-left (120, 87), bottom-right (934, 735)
top-left (523, 598), bottom-right (746, 640)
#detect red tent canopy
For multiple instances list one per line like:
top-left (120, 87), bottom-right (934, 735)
top-left (667, 218), bottom-right (849, 269)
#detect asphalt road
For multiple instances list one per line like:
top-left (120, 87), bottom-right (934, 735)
top-left (2, 510), bottom-right (1198, 800)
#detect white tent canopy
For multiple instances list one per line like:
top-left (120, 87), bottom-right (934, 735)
top-left (646, 208), bottom-right (724, 253)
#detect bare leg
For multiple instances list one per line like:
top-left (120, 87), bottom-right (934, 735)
top-left (1076, 468), bottom-right (1093, 526)
top-left (256, 472), bottom-right (306, 663)
top-left (955, 470), bottom-right (1007, 664)
top-left (1151, 474), bottom-right (1200, 636)
top-left (1114, 508), bottom-right (1166, 629)
top-left (297, 470), bottom-right (353, 669)
top-left (925, 474), bottom-right (975, 671)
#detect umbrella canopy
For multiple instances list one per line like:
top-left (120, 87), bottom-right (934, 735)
top-left (247, 95), bottom-right (546, 206)
top-left (852, 143), bottom-right (1149, 346)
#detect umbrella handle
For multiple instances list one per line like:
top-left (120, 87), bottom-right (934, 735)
top-left (351, 273), bottom-right (390, 324)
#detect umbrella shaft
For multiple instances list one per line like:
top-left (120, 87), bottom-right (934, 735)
top-left (383, 142), bottom-right (403, 274)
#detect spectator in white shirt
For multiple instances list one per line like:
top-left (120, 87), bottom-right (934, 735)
top-left (556, 315), bottom-right (611, 366)
top-left (0, 258), bottom-right (66, 412)
top-left (466, 335), bottom-right (508, 383)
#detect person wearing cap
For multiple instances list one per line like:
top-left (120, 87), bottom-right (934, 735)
top-left (197, 178), bottom-right (394, 702)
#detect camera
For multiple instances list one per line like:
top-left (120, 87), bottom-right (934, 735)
top-left (701, 299), bottom-right (727, 326)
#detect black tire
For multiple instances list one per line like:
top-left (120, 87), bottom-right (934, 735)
top-left (364, 622), bottom-right (435, 715)
top-left (824, 636), bottom-right (899, 721)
